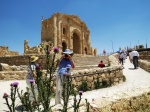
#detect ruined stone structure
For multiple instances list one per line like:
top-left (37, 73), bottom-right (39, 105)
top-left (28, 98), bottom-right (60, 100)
top-left (24, 13), bottom-right (97, 56)
top-left (0, 46), bottom-right (18, 57)
top-left (134, 44), bottom-right (144, 49)
top-left (24, 40), bottom-right (53, 54)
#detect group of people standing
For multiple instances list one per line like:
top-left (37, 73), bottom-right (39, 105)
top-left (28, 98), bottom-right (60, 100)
top-left (118, 51), bottom-right (127, 66)
top-left (118, 49), bottom-right (139, 69)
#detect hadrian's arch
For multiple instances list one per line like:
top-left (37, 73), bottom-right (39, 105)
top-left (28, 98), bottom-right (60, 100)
top-left (72, 29), bottom-right (81, 54)
top-left (37, 13), bottom-right (97, 56)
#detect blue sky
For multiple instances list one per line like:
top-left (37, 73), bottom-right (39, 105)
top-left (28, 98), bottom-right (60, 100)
top-left (0, 0), bottom-right (150, 55)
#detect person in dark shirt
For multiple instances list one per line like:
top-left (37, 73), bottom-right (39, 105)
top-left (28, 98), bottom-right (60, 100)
top-left (98, 61), bottom-right (105, 68)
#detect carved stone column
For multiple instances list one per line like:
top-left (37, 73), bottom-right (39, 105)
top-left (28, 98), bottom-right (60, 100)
top-left (87, 34), bottom-right (91, 55)
top-left (53, 16), bottom-right (57, 47)
top-left (79, 36), bottom-right (82, 54)
top-left (81, 32), bottom-right (84, 54)
top-left (57, 22), bottom-right (63, 53)
top-left (70, 35), bottom-right (73, 51)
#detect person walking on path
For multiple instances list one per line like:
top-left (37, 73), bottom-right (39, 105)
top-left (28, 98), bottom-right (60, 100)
top-left (103, 49), bottom-right (106, 56)
top-left (123, 51), bottom-right (127, 63)
top-left (129, 49), bottom-right (139, 69)
top-left (55, 49), bottom-right (75, 104)
top-left (119, 51), bottom-right (124, 66)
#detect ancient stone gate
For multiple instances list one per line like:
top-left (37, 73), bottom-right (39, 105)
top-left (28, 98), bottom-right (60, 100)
top-left (24, 13), bottom-right (97, 56)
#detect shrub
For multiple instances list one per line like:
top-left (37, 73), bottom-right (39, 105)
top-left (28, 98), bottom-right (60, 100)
top-left (78, 81), bottom-right (89, 92)
top-left (123, 75), bottom-right (126, 82)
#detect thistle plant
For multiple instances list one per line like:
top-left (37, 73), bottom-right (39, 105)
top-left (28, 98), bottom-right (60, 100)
top-left (60, 76), bottom-right (74, 112)
top-left (85, 99), bottom-right (90, 112)
top-left (59, 76), bottom-right (85, 112)
top-left (3, 82), bottom-right (19, 112)
top-left (72, 91), bottom-right (83, 112)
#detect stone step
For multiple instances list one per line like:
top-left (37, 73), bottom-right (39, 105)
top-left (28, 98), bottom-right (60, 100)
top-left (72, 55), bottom-right (108, 66)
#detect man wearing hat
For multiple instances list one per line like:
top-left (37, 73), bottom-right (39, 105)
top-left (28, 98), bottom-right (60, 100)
top-left (55, 49), bottom-right (75, 104)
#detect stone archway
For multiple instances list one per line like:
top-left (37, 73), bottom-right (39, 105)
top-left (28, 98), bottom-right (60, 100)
top-left (73, 32), bottom-right (80, 54)
top-left (85, 47), bottom-right (87, 54)
top-left (94, 49), bottom-right (96, 56)
top-left (62, 41), bottom-right (67, 52)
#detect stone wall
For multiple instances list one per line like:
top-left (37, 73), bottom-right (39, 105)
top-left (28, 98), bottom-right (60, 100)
top-left (0, 71), bottom-right (27, 80)
top-left (0, 66), bottom-right (123, 91)
top-left (138, 51), bottom-right (150, 73)
top-left (139, 51), bottom-right (150, 60)
top-left (67, 53), bottom-right (123, 91)
top-left (0, 55), bottom-right (36, 66)
top-left (0, 54), bottom-right (58, 69)
top-left (139, 60), bottom-right (150, 73)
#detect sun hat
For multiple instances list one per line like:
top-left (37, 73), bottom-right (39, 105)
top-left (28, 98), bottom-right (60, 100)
top-left (63, 49), bottom-right (73, 54)
top-left (30, 56), bottom-right (39, 62)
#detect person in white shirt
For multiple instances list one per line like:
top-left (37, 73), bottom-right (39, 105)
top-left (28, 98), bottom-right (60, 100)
top-left (129, 49), bottom-right (139, 69)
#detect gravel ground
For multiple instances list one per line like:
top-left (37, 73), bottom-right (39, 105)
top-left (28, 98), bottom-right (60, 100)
top-left (0, 57), bottom-right (150, 111)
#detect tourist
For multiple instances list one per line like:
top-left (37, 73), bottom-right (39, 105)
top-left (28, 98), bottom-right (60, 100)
top-left (26, 55), bottom-right (39, 100)
top-left (55, 49), bottom-right (75, 104)
top-left (119, 51), bottom-right (124, 66)
top-left (129, 49), bottom-right (139, 69)
top-left (98, 60), bottom-right (105, 68)
top-left (123, 51), bottom-right (127, 63)
top-left (56, 49), bottom-right (75, 70)
top-left (103, 49), bottom-right (106, 56)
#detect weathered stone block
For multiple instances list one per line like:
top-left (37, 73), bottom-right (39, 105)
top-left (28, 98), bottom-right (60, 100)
top-left (0, 63), bottom-right (11, 71)
top-left (86, 76), bottom-right (93, 82)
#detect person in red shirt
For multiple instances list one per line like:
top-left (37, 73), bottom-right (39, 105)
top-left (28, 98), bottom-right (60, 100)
top-left (98, 61), bottom-right (105, 68)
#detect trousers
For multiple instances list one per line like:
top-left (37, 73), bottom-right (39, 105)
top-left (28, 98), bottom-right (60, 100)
top-left (133, 56), bottom-right (138, 68)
